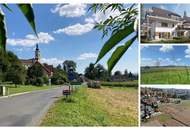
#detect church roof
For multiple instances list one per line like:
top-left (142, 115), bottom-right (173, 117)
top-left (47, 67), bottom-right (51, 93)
top-left (33, 61), bottom-right (53, 76)
top-left (20, 59), bottom-right (35, 65)
top-left (20, 44), bottom-right (53, 77)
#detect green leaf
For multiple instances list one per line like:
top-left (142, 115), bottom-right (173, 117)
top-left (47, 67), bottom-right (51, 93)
top-left (0, 10), bottom-right (7, 51)
top-left (2, 4), bottom-right (13, 12)
top-left (17, 4), bottom-right (37, 36)
top-left (95, 22), bottom-right (134, 64)
top-left (107, 35), bottom-right (137, 73)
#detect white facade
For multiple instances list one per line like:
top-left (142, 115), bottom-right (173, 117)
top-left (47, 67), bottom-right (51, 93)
top-left (142, 8), bottom-right (190, 40)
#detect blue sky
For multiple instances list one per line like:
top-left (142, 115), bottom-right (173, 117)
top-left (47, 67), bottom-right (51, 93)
top-left (143, 4), bottom-right (190, 16)
top-left (2, 4), bottom-right (138, 74)
top-left (141, 45), bottom-right (190, 67)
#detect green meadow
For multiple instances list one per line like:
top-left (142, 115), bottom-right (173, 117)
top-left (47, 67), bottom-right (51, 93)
top-left (141, 67), bottom-right (190, 84)
top-left (40, 84), bottom-right (138, 126)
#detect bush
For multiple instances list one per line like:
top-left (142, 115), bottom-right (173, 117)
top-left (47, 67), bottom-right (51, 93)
top-left (43, 76), bottom-right (49, 85)
top-left (87, 81), bottom-right (101, 89)
top-left (100, 81), bottom-right (138, 87)
top-left (36, 77), bottom-right (44, 86)
top-left (173, 37), bottom-right (182, 40)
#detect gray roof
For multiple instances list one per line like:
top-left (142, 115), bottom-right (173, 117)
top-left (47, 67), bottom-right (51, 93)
top-left (151, 7), bottom-right (181, 18)
top-left (183, 16), bottom-right (190, 23)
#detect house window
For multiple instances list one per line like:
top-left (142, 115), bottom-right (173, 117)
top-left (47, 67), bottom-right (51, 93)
top-left (161, 22), bottom-right (168, 27)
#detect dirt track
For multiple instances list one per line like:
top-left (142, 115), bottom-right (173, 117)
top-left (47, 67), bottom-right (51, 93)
top-left (161, 104), bottom-right (190, 126)
top-left (142, 100), bottom-right (190, 126)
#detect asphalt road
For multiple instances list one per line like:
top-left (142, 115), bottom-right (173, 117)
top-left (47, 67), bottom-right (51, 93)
top-left (0, 87), bottom-right (64, 126)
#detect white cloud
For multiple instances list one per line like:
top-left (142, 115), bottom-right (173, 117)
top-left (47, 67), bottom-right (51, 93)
top-left (185, 46), bottom-right (190, 58)
top-left (41, 58), bottom-right (64, 66)
top-left (160, 5), bottom-right (166, 9)
top-left (140, 45), bottom-right (149, 50)
top-left (77, 53), bottom-right (97, 60)
top-left (85, 8), bottom-right (120, 24)
top-left (159, 45), bottom-right (174, 53)
top-left (7, 32), bottom-right (54, 47)
top-left (141, 58), bottom-right (152, 61)
top-left (51, 4), bottom-right (87, 17)
top-left (53, 5), bottom-right (123, 36)
top-left (176, 58), bottom-right (181, 62)
top-left (53, 23), bottom-right (94, 35)
top-left (174, 4), bottom-right (181, 12)
top-left (141, 57), bottom-right (183, 66)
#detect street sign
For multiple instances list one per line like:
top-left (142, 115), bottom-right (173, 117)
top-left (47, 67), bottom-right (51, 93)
top-left (68, 72), bottom-right (75, 81)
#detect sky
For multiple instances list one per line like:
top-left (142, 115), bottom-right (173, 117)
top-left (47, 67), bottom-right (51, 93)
top-left (1, 4), bottom-right (138, 74)
top-left (141, 45), bottom-right (190, 67)
top-left (143, 4), bottom-right (190, 16)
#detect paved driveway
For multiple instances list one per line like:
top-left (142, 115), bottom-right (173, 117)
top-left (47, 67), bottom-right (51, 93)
top-left (0, 87), bottom-right (64, 126)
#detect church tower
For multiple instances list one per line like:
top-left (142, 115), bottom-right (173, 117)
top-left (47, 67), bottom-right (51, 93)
top-left (35, 44), bottom-right (40, 62)
top-left (184, 11), bottom-right (187, 18)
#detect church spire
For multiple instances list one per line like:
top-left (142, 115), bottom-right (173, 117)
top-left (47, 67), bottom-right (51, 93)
top-left (184, 11), bottom-right (187, 18)
top-left (35, 44), bottom-right (40, 62)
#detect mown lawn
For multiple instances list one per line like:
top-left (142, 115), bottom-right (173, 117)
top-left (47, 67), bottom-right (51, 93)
top-left (7, 85), bottom-right (61, 95)
top-left (40, 85), bottom-right (138, 126)
top-left (141, 67), bottom-right (190, 84)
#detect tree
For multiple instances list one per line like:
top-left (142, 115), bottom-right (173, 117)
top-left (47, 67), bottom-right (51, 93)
top-left (0, 50), bottom-right (9, 81)
top-left (56, 64), bottom-right (62, 70)
top-left (124, 69), bottom-right (128, 77)
top-left (0, 50), bottom-right (26, 85)
top-left (113, 71), bottom-right (123, 81)
top-left (5, 63), bottom-right (26, 85)
top-left (0, 4), bottom-right (37, 51)
top-left (114, 71), bottom-right (122, 77)
top-left (51, 68), bottom-right (68, 85)
top-left (63, 60), bottom-right (77, 72)
top-left (128, 72), bottom-right (133, 79)
top-left (84, 63), bottom-right (96, 80)
top-left (27, 63), bottom-right (45, 85)
top-left (89, 4), bottom-right (138, 73)
top-left (95, 64), bottom-right (109, 80)
top-left (84, 63), bottom-right (109, 81)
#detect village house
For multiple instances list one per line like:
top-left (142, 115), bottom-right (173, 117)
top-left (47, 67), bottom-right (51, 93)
top-left (20, 44), bottom-right (53, 77)
top-left (141, 7), bottom-right (190, 40)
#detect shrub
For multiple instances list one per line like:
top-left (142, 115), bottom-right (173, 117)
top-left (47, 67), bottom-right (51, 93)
top-left (36, 77), bottom-right (44, 86)
top-left (100, 81), bottom-right (138, 87)
top-left (173, 37), bottom-right (182, 40)
top-left (87, 81), bottom-right (101, 89)
top-left (43, 76), bottom-right (49, 85)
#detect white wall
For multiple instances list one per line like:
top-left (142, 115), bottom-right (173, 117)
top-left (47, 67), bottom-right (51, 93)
top-left (155, 27), bottom-right (173, 32)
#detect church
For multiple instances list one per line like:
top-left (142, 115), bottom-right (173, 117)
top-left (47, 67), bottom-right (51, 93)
top-left (20, 44), bottom-right (53, 77)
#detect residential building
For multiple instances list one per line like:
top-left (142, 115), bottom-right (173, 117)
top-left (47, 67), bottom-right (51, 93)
top-left (141, 7), bottom-right (190, 40)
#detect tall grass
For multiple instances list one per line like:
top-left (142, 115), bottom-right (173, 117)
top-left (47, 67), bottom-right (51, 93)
top-left (141, 67), bottom-right (190, 84)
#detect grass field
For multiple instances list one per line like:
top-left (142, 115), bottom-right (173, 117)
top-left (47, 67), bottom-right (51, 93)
top-left (40, 85), bottom-right (138, 126)
top-left (141, 67), bottom-right (190, 84)
top-left (6, 85), bottom-right (61, 95)
top-left (101, 80), bottom-right (138, 87)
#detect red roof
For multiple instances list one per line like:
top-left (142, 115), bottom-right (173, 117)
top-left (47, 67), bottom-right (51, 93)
top-left (20, 59), bottom-right (35, 65)
top-left (33, 61), bottom-right (53, 77)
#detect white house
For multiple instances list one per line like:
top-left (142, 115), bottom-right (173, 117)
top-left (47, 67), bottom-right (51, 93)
top-left (141, 7), bottom-right (190, 40)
